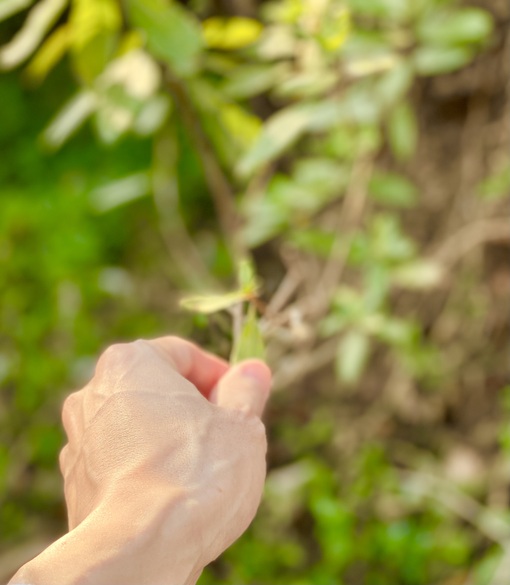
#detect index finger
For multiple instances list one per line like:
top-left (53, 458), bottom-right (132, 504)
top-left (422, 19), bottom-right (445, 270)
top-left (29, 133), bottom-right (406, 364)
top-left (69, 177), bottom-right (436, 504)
top-left (146, 336), bottom-right (229, 399)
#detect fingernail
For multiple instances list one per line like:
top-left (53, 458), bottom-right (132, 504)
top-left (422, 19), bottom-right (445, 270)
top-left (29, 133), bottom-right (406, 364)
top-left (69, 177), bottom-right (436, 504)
top-left (240, 362), bottom-right (272, 387)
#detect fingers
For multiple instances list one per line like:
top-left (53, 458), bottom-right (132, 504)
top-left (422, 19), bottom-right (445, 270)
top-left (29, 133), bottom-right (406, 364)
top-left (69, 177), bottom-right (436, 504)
top-left (145, 336), bottom-right (229, 398)
top-left (211, 360), bottom-right (272, 417)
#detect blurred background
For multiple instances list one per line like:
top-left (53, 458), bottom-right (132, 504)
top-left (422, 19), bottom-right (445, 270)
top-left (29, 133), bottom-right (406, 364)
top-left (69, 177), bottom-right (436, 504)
top-left (0, 0), bottom-right (509, 583)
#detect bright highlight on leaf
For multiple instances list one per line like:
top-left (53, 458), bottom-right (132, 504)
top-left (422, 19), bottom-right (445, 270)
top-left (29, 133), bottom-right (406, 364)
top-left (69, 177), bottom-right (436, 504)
top-left (230, 304), bottom-right (266, 363)
top-left (320, 7), bottom-right (350, 52)
top-left (237, 258), bottom-right (259, 292)
top-left (180, 290), bottom-right (251, 314)
top-left (180, 258), bottom-right (260, 315)
top-left (203, 17), bottom-right (263, 50)
top-left (0, 0), bottom-right (68, 70)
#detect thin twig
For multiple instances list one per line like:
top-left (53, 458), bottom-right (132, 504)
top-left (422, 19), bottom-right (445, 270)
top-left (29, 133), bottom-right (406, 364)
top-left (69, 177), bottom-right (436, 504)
top-left (401, 470), bottom-right (510, 544)
top-left (433, 217), bottom-right (510, 267)
top-left (272, 338), bottom-right (339, 389)
top-left (164, 70), bottom-right (245, 263)
top-left (152, 125), bottom-right (219, 292)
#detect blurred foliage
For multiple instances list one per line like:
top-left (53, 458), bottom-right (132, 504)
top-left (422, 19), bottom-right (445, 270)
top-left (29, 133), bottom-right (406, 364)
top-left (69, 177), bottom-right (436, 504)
top-left (0, 0), bottom-right (509, 583)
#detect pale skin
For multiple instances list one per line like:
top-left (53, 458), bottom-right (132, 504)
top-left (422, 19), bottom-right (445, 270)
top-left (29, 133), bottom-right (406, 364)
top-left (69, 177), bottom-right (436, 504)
top-left (9, 336), bottom-right (272, 585)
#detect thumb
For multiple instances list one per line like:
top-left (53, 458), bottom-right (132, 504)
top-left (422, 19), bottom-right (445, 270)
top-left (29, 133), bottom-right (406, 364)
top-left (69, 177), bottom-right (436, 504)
top-left (211, 360), bottom-right (272, 417)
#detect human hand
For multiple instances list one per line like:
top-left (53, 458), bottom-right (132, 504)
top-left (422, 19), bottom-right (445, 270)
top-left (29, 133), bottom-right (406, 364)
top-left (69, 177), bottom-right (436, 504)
top-left (10, 337), bottom-right (272, 585)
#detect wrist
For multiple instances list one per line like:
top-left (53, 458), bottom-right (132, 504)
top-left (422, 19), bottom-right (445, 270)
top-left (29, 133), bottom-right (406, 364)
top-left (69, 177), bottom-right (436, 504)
top-left (10, 489), bottom-right (203, 585)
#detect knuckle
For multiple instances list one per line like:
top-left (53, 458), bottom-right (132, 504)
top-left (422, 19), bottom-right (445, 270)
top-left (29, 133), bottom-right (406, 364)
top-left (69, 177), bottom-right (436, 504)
top-left (61, 391), bottom-right (82, 438)
top-left (95, 342), bottom-right (138, 375)
top-left (230, 409), bottom-right (268, 444)
top-left (59, 445), bottom-right (69, 474)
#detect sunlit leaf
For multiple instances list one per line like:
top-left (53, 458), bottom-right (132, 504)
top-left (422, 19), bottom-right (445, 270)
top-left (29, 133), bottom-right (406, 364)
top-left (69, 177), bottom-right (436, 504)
top-left (335, 330), bottom-right (370, 385)
top-left (387, 101), bottom-right (418, 162)
top-left (275, 70), bottom-right (337, 100)
top-left (24, 23), bottom-right (70, 82)
top-left (125, 0), bottom-right (203, 77)
top-left (237, 258), bottom-right (259, 293)
top-left (237, 101), bottom-right (342, 177)
top-left (133, 94), bottom-right (170, 136)
top-left (320, 7), bottom-right (350, 52)
top-left (393, 260), bottom-right (444, 289)
top-left (0, 0), bottom-right (68, 70)
top-left (43, 90), bottom-right (97, 148)
top-left (219, 103), bottom-right (261, 150)
top-left (0, 0), bottom-right (33, 22)
top-left (90, 172), bottom-right (151, 212)
top-left (231, 304), bottom-right (266, 363)
top-left (346, 53), bottom-right (400, 77)
top-left (222, 63), bottom-right (287, 99)
top-left (203, 17), bottom-right (263, 50)
top-left (180, 290), bottom-right (250, 314)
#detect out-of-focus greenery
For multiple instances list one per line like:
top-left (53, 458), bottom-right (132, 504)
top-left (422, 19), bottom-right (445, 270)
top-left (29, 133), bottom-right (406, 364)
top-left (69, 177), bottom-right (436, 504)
top-left (1, 0), bottom-right (509, 583)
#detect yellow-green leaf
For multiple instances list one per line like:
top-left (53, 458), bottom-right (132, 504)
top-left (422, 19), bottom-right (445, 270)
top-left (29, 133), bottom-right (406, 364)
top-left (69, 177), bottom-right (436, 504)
top-left (335, 330), bottom-right (370, 385)
top-left (231, 304), bottom-right (266, 363)
top-left (220, 103), bottom-right (261, 150)
top-left (69, 0), bottom-right (121, 82)
top-left (180, 290), bottom-right (250, 314)
top-left (203, 17), bottom-right (263, 50)
top-left (237, 258), bottom-right (259, 293)
top-left (320, 7), bottom-right (350, 52)
top-left (25, 23), bottom-right (70, 82)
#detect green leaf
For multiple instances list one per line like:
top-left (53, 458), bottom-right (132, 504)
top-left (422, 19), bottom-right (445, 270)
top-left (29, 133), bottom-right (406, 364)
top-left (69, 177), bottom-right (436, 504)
top-left (387, 101), bottom-right (418, 162)
top-left (69, 0), bottom-right (121, 82)
top-left (125, 0), bottom-right (203, 77)
top-left (240, 197), bottom-right (288, 247)
top-left (179, 290), bottom-right (250, 314)
top-left (237, 105), bottom-right (315, 177)
top-left (335, 330), bottom-right (370, 385)
top-left (231, 304), bottom-right (266, 363)
top-left (477, 164), bottom-right (510, 201)
top-left (373, 61), bottom-right (413, 107)
top-left (417, 8), bottom-right (493, 47)
top-left (237, 101), bottom-right (341, 177)
top-left (414, 46), bottom-right (473, 76)
top-left (222, 63), bottom-right (287, 99)
top-left (0, 0), bottom-right (68, 69)
top-left (288, 229), bottom-right (335, 257)
top-left (237, 258), bottom-right (258, 292)
top-left (369, 172), bottom-right (418, 207)
top-left (219, 102), bottom-right (261, 151)
top-left (348, 0), bottom-right (408, 21)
